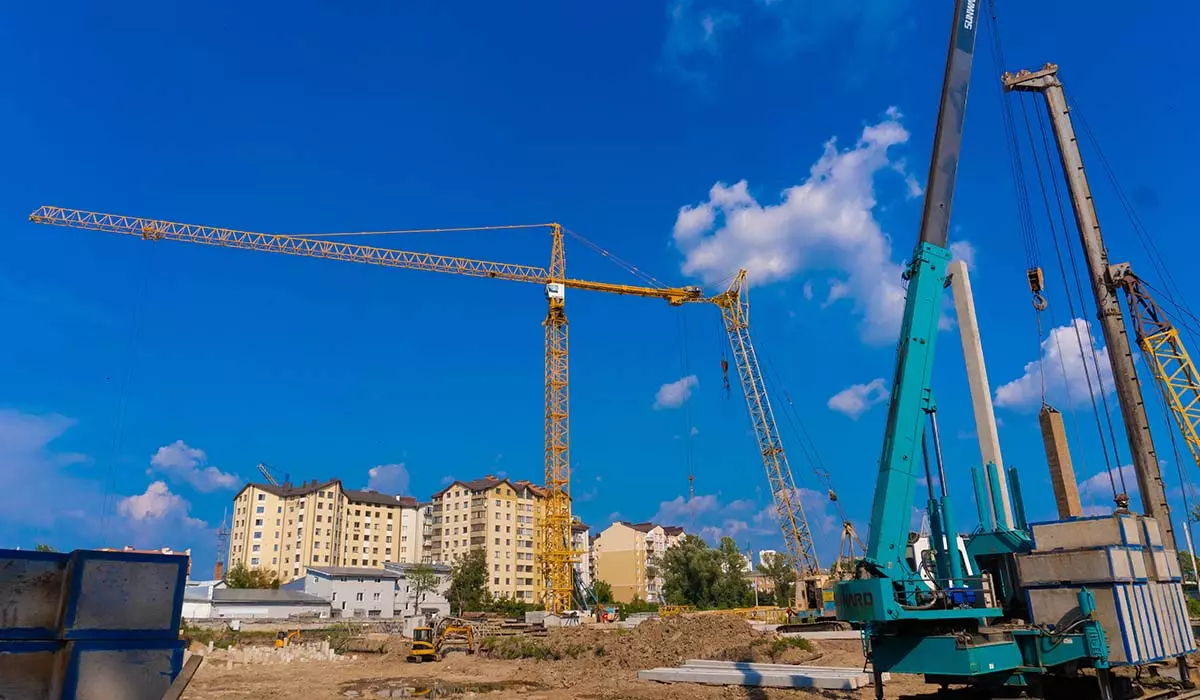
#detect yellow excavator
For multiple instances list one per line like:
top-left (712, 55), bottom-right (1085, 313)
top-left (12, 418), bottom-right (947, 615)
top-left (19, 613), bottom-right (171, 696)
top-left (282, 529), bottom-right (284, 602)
top-left (405, 618), bottom-right (477, 662)
top-left (274, 630), bottom-right (300, 648)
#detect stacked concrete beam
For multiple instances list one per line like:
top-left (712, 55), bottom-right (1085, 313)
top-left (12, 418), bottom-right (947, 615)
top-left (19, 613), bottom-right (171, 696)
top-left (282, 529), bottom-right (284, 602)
top-left (1019, 513), bottom-right (1196, 667)
top-left (638, 660), bottom-right (878, 690)
top-left (0, 548), bottom-right (187, 700)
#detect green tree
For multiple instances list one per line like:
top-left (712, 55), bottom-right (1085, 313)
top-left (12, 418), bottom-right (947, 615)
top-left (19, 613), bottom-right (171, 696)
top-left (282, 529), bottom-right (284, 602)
top-left (35, 544), bottom-right (56, 552)
top-left (224, 562), bottom-right (280, 589)
top-left (757, 552), bottom-right (795, 607)
top-left (592, 579), bottom-right (614, 604)
top-left (662, 535), bottom-right (722, 608)
top-left (406, 563), bottom-right (439, 615)
top-left (447, 549), bottom-right (489, 613)
top-left (1179, 550), bottom-right (1197, 582)
top-left (712, 537), bottom-right (751, 608)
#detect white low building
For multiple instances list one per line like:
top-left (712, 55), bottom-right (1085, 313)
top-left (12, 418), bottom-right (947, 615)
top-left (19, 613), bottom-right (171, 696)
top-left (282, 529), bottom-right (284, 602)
top-left (386, 562), bottom-right (452, 619)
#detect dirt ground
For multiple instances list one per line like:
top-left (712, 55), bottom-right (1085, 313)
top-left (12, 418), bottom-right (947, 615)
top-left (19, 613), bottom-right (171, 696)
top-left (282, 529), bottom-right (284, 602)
top-left (184, 617), bottom-right (936, 700)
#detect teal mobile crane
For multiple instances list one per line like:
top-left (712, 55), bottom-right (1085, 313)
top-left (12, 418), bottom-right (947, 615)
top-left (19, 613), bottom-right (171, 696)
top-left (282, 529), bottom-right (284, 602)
top-left (832, 1), bottom-right (1198, 698)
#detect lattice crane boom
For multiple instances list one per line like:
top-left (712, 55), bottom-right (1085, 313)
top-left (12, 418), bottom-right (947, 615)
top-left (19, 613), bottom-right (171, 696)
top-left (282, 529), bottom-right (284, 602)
top-left (703, 272), bottom-right (821, 580)
top-left (29, 205), bottom-right (821, 607)
top-left (1112, 266), bottom-right (1200, 475)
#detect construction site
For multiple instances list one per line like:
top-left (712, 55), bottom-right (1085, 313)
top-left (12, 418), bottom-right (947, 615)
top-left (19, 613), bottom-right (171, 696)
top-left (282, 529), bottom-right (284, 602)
top-left (4, 0), bottom-right (1200, 699)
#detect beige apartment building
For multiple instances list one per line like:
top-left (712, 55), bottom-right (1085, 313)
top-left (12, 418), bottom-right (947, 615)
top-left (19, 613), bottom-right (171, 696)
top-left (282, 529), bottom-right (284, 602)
top-left (593, 521), bottom-right (685, 603)
top-left (429, 475), bottom-right (545, 602)
top-left (228, 479), bottom-right (429, 584)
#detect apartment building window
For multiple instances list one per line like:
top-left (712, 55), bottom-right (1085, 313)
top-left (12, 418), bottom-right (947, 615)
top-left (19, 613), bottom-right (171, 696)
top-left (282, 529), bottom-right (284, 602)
top-left (298, 514), bottom-right (304, 522)
top-left (493, 577), bottom-right (499, 585)
top-left (314, 542), bottom-right (320, 549)
top-left (494, 564), bottom-right (499, 572)
top-left (495, 538), bottom-right (500, 545)
top-left (251, 557), bottom-right (260, 565)
top-left (495, 499), bottom-right (501, 507)
top-left (274, 544), bottom-right (279, 551)
top-left (387, 512), bottom-right (393, 520)
top-left (505, 578), bottom-right (510, 585)
top-left (494, 525), bottom-right (500, 532)
top-left (505, 564), bottom-right (510, 571)
top-left (254, 519), bottom-right (263, 526)
top-left (299, 501), bottom-right (305, 509)
top-left (355, 509), bottom-right (361, 516)
top-left (318, 502), bottom-right (323, 510)
top-left (386, 524), bottom-right (393, 531)
top-left (257, 494), bottom-right (265, 501)
top-left (317, 515), bottom-right (323, 523)
top-left (253, 532), bottom-right (262, 540)
top-left (272, 557), bottom-right (278, 564)
top-left (256, 506), bottom-right (264, 514)
top-left (386, 536), bottom-right (392, 543)
top-left (373, 592), bottom-right (381, 600)
top-left (252, 544), bottom-right (261, 552)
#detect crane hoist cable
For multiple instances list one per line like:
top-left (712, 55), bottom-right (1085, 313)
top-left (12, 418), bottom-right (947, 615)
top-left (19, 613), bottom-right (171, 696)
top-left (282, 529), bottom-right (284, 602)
top-left (1066, 90), bottom-right (1200, 353)
top-left (987, 0), bottom-right (1121, 504)
top-left (1029, 96), bottom-right (1132, 500)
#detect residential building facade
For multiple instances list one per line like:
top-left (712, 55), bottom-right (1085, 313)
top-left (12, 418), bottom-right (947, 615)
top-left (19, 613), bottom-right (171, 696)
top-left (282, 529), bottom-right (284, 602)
top-left (227, 479), bottom-right (427, 584)
top-left (429, 476), bottom-right (545, 602)
top-left (593, 521), bottom-right (685, 603)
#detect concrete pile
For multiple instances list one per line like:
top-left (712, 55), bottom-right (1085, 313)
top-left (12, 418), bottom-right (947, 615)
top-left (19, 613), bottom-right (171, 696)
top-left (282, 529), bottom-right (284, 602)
top-left (638, 659), bottom-right (882, 690)
top-left (203, 640), bottom-right (350, 666)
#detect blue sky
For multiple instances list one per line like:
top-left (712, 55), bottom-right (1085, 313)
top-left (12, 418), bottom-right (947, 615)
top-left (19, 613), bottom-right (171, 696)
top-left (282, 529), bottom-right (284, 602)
top-left (3, 0), bottom-right (1198, 578)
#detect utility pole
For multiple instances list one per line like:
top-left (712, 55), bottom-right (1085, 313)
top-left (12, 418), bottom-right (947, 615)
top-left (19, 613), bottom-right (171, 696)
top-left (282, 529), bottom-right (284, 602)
top-left (1003, 64), bottom-right (1176, 551)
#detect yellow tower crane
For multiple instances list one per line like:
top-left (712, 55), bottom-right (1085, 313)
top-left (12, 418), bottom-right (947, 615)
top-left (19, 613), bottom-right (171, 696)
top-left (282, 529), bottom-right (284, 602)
top-left (28, 205), bottom-right (824, 611)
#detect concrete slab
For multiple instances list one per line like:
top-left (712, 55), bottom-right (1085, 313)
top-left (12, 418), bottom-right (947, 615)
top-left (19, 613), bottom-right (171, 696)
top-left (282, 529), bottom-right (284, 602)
top-left (778, 629), bottom-right (861, 640)
top-left (681, 660), bottom-right (888, 680)
top-left (638, 667), bottom-right (867, 690)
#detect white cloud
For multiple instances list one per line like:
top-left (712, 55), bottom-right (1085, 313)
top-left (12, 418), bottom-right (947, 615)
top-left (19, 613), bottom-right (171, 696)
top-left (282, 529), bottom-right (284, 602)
top-left (802, 281), bottom-right (814, 300)
top-left (661, 0), bottom-right (740, 88)
top-left (995, 319), bottom-right (1115, 411)
top-left (949, 240), bottom-right (977, 271)
top-left (117, 481), bottom-right (205, 527)
top-left (0, 410), bottom-right (94, 529)
top-left (828, 378), bottom-right (888, 419)
top-left (672, 109), bottom-right (944, 343)
top-left (1079, 464), bottom-right (1137, 504)
top-left (367, 463), bottom-right (410, 495)
top-left (654, 494), bottom-right (720, 524)
top-left (439, 475), bottom-right (456, 486)
top-left (690, 426), bottom-right (701, 436)
top-left (655, 375), bottom-right (699, 409)
top-left (150, 440), bottom-right (239, 492)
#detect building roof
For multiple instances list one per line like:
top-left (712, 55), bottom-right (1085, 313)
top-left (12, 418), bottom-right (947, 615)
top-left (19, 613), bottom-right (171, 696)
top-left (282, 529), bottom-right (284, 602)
top-left (615, 521), bottom-right (686, 536)
top-left (213, 589), bottom-right (329, 604)
top-left (570, 522), bottom-right (590, 533)
top-left (383, 561), bottom-right (451, 575)
top-left (308, 566), bottom-right (400, 580)
top-left (237, 479), bottom-right (417, 508)
top-left (239, 479), bottom-right (338, 499)
top-left (433, 475), bottom-right (554, 500)
top-left (344, 489), bottom-right (419, 508)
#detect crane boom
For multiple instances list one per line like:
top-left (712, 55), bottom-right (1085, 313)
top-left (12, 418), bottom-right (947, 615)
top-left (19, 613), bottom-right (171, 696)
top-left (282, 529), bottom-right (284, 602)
top-left (28, 206), bottom-right (701, 304)
top-left (862, 0), bottom-right (980, 573)
top-left (708, 272), bottom-right (819, 577)
top-left (1112, 266), bottom-right (1200, 476)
